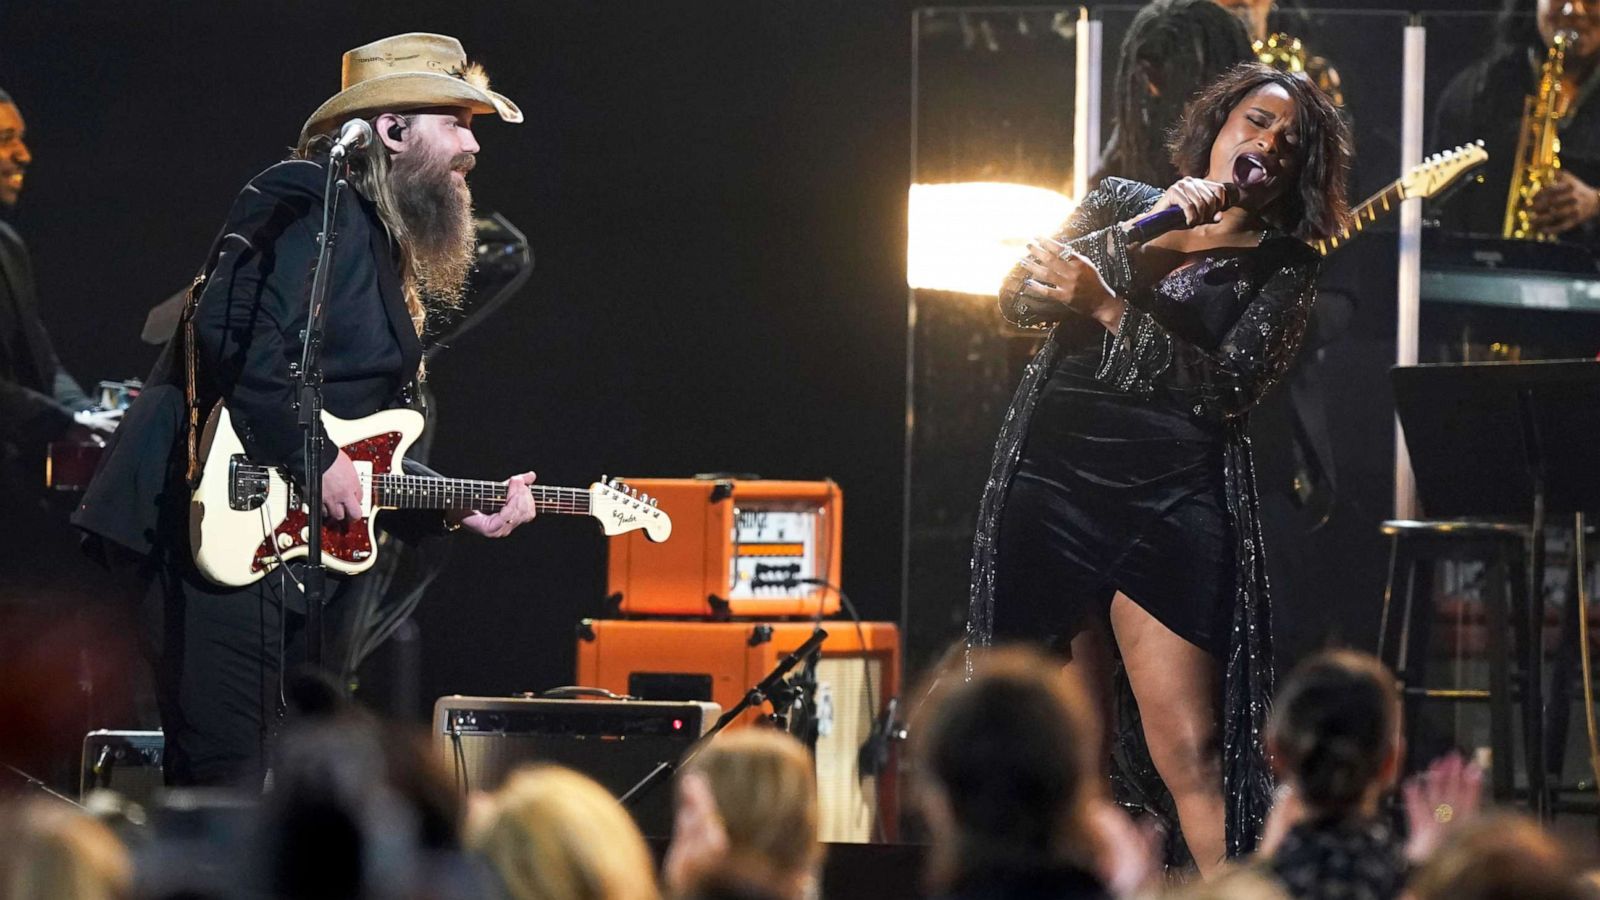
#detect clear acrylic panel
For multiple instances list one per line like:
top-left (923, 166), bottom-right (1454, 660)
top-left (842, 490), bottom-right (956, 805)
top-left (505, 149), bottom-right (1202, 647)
top-left (905, 7), bottom-right (1084, 678)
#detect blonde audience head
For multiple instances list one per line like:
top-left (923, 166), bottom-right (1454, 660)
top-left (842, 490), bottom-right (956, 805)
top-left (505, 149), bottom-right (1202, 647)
top-left (469, 764), bottom-right (660, 900)
top-left (669, 727), bottom-right (822, 900)
top-left (0, 798), bottom-right (131, 900)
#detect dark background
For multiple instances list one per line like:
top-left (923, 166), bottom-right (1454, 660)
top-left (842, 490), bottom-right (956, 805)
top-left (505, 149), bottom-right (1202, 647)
top-left (0, 0), bottom-right (1503, 732)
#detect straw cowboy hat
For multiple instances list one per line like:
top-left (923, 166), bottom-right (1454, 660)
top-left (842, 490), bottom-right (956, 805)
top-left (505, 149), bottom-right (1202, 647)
top-left (300, 32), bottom-right (522, 144)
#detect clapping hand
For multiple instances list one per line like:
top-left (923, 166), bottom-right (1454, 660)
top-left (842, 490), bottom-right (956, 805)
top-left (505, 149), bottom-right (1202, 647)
top-left (663, 772), bottom-right (730, 895)
top-left (1403, 752), bottom-right (1484, 863)
top-left (1088, 799), bottom-right (1161, 898)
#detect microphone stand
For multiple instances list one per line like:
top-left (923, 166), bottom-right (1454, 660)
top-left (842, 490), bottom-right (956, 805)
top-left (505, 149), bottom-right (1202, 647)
top-left (296, 146), bottom-right (354, 670)
top-left (619, 627), bottom-right (828, 808)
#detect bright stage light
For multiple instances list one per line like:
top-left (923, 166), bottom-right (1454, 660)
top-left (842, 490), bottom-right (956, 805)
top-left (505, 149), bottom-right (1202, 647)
top-left (906, 181), bottom-right (1074, 296)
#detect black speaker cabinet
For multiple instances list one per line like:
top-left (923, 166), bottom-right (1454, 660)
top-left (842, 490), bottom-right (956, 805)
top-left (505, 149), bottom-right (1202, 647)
top-left (431, 696), bottom-right (719, 837)
top-left (80, 729), bottom-right (164, 804)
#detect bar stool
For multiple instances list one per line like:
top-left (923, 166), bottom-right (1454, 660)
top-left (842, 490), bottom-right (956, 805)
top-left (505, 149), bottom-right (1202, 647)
top-left (1376, 519), bottom-right (1532, 803)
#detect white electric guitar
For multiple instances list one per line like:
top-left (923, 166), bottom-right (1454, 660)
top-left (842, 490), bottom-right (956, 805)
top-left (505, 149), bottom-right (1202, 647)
top-left (1314, 141), bottom-right (1488, 255)
top-left (189, 404), bottom-right (671, 587)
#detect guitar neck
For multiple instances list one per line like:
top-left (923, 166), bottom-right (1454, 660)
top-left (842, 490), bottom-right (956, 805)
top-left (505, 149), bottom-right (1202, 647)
top-left (1315, 179), bottom-right (1406, 256)
top-left (373, 474), bottom-right (591, 514)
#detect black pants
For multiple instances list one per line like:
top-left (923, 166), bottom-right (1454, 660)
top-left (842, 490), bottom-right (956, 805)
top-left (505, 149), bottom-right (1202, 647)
top-left (141, 558), bottom-right (353, 788)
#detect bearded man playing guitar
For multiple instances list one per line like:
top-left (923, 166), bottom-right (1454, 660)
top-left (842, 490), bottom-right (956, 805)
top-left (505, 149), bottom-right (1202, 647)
top-left (74, 34), bottom-right (540, 788)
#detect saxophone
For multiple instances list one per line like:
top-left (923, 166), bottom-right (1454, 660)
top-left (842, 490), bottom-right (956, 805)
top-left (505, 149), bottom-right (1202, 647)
top-left (1504, 31), bottom-right (1579, 241)
top-left (1254, 32), bottom-right (1345, 108)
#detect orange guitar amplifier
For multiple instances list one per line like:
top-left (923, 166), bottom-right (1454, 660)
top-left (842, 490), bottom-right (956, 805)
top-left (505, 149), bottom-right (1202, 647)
top-left (575, 618), bottom-right (900, 842)
top-left (606, 478), bottom-right (843, 617)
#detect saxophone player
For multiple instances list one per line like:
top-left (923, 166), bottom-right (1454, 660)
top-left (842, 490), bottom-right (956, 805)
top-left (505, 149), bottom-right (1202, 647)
top-left (1434, 0), bottom-right (1600, 242)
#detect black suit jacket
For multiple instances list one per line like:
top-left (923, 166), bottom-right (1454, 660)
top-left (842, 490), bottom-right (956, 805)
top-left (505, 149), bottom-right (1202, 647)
top-left (0, 217), bottom-right (95, 492)
top-left (73, 158), bottom-right (427, 558)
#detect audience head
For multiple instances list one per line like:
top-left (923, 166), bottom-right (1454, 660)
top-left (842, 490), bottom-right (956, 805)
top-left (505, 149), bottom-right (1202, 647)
top-left (469, 764), bottom-right (660, 900)
top-left (671, 727), bottom-right (821, 900)
top-left (1266, 649), bottom-right (1401, 820)
top-left (254, 715), bottom-right (466, 898)
top-left (0, 798), bottom-right (131, 900)
top-left (669, 855), bottom-right (796, 900)
top-left (1175, 865), bottom-right (1290, 900)
top-left (912, 645), bottom-right (1100, 890)
top-left (1409, 813), bottom-right (1587, 900)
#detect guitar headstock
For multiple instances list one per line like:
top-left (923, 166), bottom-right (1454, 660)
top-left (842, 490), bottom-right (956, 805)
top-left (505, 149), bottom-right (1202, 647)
top-left (1399, 141), bottom-right (1488, 201)
top-left (589, 477), bottom-right (672, 543)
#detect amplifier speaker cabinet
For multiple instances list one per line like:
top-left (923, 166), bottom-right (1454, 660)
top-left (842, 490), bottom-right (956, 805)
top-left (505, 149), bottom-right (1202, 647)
top-left (431, 696), bottom-right (718, 837)
top-left (575, 619), bottom-right (900, 842)
top-left (606, 478), bottom-right (843, 618)
top-left (80, 730), bottom-right (164, 805)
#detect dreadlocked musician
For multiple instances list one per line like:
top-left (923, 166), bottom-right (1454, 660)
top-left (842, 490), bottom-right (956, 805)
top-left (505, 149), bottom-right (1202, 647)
top-left (1093, 0), bottom-right (1256, 192)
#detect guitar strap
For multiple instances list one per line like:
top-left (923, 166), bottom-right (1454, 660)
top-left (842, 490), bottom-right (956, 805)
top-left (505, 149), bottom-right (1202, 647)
top-left (180, 269), bottom-right (207, 487)
top-left (178, 227), bottom-right (233, 489)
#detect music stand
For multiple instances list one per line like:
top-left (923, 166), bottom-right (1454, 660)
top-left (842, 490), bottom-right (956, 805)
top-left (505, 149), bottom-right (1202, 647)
top-left (1391, 358), bottom-right (1600, 819)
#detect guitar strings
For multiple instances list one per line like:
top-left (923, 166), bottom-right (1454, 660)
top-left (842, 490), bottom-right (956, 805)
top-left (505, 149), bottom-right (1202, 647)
top-left (237, 461), bottom-right (606, 515)
top-left (371, 474), bottom-right (594, 513)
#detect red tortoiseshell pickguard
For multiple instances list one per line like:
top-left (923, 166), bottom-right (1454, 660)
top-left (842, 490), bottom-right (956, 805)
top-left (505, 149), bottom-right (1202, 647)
top-left (251, 430), bottom-right (404, 573)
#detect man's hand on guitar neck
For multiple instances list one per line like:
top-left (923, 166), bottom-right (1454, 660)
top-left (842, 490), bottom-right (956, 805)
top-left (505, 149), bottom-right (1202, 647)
top-left (451, 471), bottom-right (539, 539)
top-left (322, 450), bottom-right (365, 522)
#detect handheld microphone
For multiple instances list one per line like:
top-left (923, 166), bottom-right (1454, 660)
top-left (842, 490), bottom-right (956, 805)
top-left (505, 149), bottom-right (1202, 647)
top-left (1123, 183), bottom-right (1241, 243)
top-left (329, 119), bottom-right (373, 161)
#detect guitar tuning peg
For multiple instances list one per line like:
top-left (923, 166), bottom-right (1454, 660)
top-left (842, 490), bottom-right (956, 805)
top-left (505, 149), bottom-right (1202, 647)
top-left (640, 493), bottom-right (651, 504)
top-left (599, 473), bottom-right (608, 486)
top-left (650, 498), bottom-right (659, 507)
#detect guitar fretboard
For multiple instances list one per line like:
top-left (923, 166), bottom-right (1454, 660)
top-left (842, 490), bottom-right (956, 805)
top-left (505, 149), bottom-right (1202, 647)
top-left (1316, 181), bottom-right (1405, 256)
top-left (373, 474), bottom-right (591, 514)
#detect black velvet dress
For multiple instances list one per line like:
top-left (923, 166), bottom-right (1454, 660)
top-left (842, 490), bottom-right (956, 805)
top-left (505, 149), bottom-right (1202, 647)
top-left (968, 177), bottom-right (1321, 857)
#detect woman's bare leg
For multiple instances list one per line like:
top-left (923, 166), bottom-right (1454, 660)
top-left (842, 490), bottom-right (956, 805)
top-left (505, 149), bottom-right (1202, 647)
top-left (1063, 619), bottom-right (1116, 779)
top-left (1109, 591), bottom-right (1226, 877)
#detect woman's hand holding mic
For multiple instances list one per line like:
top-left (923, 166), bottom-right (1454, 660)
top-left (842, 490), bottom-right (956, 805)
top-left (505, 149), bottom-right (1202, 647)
top-left (1144, 176), bottom-right (1238, 228)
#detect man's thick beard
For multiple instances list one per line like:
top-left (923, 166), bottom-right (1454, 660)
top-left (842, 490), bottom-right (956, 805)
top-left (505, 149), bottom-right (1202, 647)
top-left (390, 150), bottom-right (477, 310)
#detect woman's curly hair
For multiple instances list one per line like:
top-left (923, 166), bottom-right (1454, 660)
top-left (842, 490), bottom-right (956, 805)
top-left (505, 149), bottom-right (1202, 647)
top-left (1168, 62), bottom-right (1353, 243)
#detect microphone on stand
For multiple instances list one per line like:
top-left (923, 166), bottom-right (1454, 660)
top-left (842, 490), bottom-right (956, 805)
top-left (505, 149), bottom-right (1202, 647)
top-left (329, 119), bottom-right (373, 161)
top-left (1123, 182), bottom-right (1242, 243)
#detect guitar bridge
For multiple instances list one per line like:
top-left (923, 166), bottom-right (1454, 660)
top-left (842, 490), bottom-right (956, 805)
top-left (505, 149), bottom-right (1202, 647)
top-left (228, 455), bottom-right (271, 511)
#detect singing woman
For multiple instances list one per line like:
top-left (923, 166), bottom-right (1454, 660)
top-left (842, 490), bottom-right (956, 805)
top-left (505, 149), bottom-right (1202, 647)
top-left (968, 63), bottom-right (1352, 874)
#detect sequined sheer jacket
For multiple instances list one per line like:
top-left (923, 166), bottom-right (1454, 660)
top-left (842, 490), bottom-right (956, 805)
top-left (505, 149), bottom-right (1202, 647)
top-left (968, 177), bottom-right (1321, 857)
